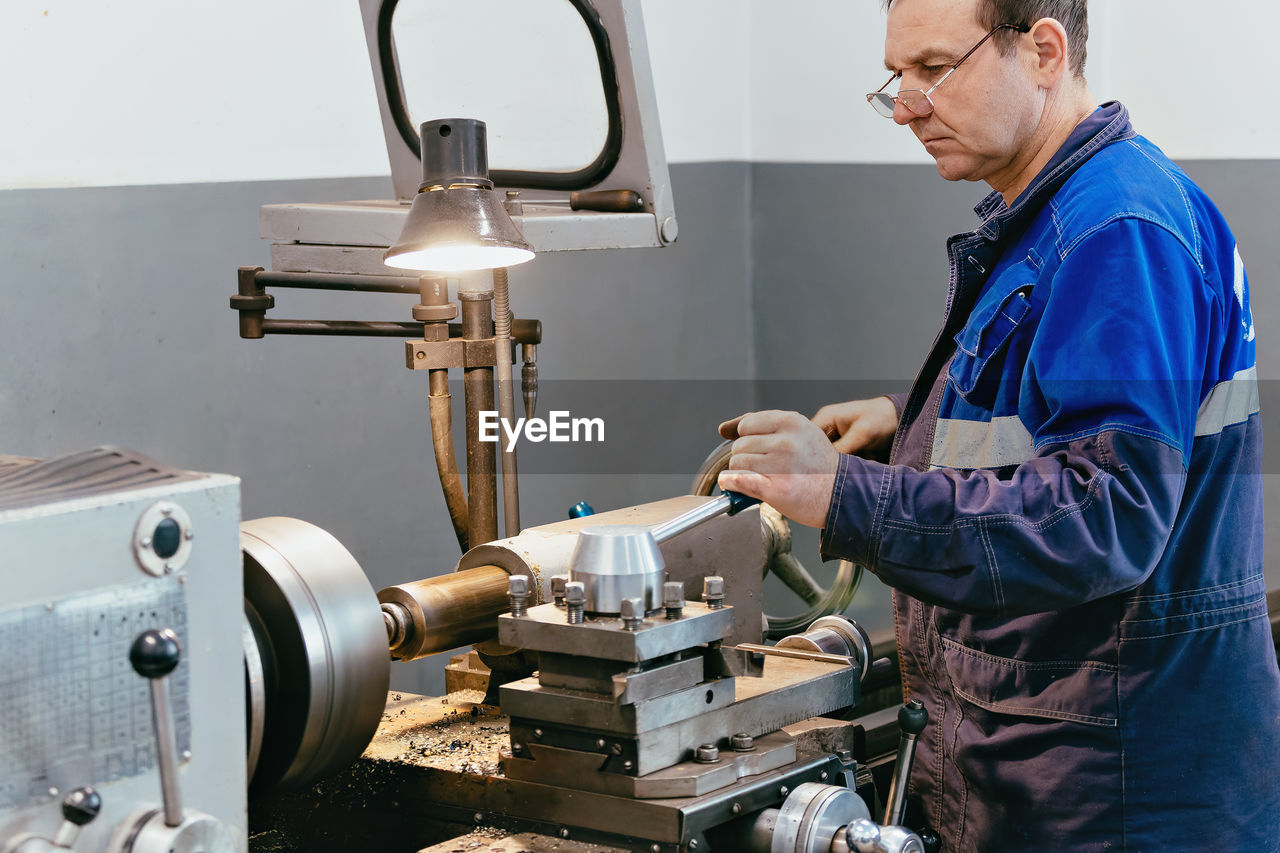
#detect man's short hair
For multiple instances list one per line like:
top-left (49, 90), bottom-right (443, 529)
top-left (883, 0), bottom-right (1088, 77)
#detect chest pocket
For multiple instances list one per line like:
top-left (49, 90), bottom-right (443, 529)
top-left (948, 283), bottom-right (1034, 410)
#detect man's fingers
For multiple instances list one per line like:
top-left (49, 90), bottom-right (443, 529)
top-left (832, 431), bottom-right (865, 454)
top-left (812, 407), bottom-right (842, 440)
top-left (717, 469), bottom-right (768, 500)
top-left (718, 414), bottom-right (746, 440)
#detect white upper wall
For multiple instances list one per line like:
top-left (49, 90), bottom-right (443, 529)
top-left (0, 0), bottom-right (747, 189)
top-left (0, 1), bottom-right (1273, 190)
top-left (746, 0), bottom-right (1280, 163)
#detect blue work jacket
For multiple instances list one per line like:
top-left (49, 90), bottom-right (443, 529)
top-left (821, 103), bottom-right (1280, 850)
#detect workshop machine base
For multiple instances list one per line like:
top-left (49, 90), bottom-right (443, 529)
top-left (249, 692), bottom-right (876, 853)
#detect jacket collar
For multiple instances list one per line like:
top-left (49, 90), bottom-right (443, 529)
top-left (973, 101), bottom-right (1135, 243)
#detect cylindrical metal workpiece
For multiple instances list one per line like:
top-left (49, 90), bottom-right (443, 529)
top-left (379, 565), bottom-right (512, 661)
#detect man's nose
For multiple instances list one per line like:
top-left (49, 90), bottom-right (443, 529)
top-left (893, 99), bottom-right (917, 126)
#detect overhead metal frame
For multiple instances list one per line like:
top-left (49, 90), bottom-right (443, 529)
top-left (260, 0), bottom-right (677, 275)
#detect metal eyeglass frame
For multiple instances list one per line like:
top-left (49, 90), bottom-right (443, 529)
top-left (867, 23), bottom-right (1031, 118)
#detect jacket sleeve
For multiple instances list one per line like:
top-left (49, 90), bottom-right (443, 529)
top-left (820, 218), bottom-right (1212, 617)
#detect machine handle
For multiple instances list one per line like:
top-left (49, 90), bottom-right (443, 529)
top-left (58, 788), bottom-right (100, 827)
top-left (883, 699), bottom-right (928, 827)
top-left (569, 190), bottom-right (645, 212)
top-left (48, 787), bottom-right (101, 848)
top-left (724, 489), bottom-right (761, 516)
top-left (650, 490), bottom-right (760, 545)
top-left (129, 629), bottom-right (184, 828)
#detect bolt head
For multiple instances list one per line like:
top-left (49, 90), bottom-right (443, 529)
top-left (565, 581), bottom-right (586, 604)
top-left (662, 581), bottom-right (685, 608)
top-left (731, 732), bottom-right (754, 751)
top-left (621, 597), bottom-right (644, 621)
top-left (551, 575), bottom-right (568, 598)
top-left (507, 574), bottom-right (529, 597)
top-left (694, 743), bottom-right (720, 763)
top-left (702, 575), bottom-right (725, 599)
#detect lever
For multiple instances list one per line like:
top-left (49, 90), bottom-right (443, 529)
top-left (51, 788), bottom-right (101, 848)
top-left (129, 629), bottom-right (184, 828)
top-left (650, 490), bottom-right (760, 545)
top-left (883, 699), bottom-right (928, 827)
top-left (1, 787), bottom-right (101, 853)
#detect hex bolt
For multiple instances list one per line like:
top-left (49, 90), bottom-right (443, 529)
top-left (694, 743), bottom-right (720, 764)
top-left (731, 732), bottom-right (755, 752)
top-left (565, 581), bottom-right (586, 624)
top-left (507, 574), bottom-right (530, 617)
top-left (702, 576), bottom-right (725, 609)
top-left (621, 597), bottom-right (644, 631)
top-left (551, 574), bottom-right (568, 607)
top-left (662, 581), bottom-right (685, 619)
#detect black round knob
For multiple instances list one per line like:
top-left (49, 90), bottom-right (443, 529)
top-left (61, 787), bottom-right (101, 826)
top-left (917, 826), bottom-right (942, 853)
top-left (129, 629), bottom-right (181, 679)
top-left (899, 699), bottom-right (929, 736)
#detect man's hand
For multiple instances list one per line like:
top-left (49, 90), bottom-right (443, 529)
top-left (717, 410), bottom-right (839, 528)
top-left (813, 397), bottom-right (899, 456)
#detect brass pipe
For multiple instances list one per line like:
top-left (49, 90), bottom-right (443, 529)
top-left (379, 565), bottom-right (511, 661)
top-left (460, 292), bottom-right (498, 546)
top-left (429, 369), bottom-right (468, 553)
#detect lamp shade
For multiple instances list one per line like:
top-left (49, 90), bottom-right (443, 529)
top-left (384, 186), bottom-right (534, 272)
top-left (384, 118), bottom-right (534, 272)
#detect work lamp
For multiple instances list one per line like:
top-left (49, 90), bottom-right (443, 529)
top-left (384, 118), bottom-right (534, 272)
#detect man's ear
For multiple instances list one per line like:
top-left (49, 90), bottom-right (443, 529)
top-left (1027, 17), bottom-right (1071, 87)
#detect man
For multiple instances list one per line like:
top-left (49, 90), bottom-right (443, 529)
top-left (718, 1), bottom-right (1280, 849)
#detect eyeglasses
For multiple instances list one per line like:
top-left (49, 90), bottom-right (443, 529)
top-left (867, 23), bottom-right (1031, 119)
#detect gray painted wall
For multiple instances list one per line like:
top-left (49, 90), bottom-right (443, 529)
top-left (2, 157), bottom-right (1274, 690)
top-left (0, 163), bottom-right (752, 694)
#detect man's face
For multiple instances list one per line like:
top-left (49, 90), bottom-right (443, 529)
top-left (884, 0), bottom-right (1042, 187)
